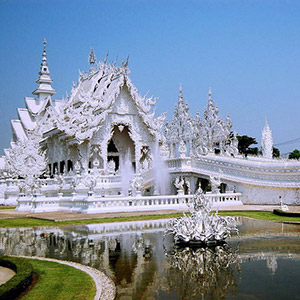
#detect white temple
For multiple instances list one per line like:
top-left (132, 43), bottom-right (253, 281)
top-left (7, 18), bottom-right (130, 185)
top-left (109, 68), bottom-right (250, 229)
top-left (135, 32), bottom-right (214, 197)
top-left (0, 40), bottom-right (300, 212)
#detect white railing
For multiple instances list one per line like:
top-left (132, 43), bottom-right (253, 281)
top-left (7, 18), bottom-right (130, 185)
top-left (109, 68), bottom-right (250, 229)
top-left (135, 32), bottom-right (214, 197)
top-left (16, 192), bottom-right (242, 214)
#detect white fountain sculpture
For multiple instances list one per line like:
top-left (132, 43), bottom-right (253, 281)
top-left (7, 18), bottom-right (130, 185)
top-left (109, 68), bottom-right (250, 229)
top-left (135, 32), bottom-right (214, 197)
top-left (164, 187), bottom-right (238, 245)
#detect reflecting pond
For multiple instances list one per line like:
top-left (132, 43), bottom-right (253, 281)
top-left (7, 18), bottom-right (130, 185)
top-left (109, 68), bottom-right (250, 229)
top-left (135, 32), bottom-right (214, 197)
top-left (1, 217), bottom-right (300, 300)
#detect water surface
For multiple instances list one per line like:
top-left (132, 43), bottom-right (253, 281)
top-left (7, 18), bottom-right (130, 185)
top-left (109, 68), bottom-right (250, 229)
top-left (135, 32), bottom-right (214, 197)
top-left (1, 217), bottom-right (300, 300)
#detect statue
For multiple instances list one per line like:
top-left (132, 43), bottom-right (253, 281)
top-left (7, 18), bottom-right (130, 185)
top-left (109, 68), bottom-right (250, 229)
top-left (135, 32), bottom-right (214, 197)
top-left (174, 177), bottom-right (185, 191)
top-left (107, 160), bottom-right (116, 174)
top-left (178, 140), bottom-right (187, 158)
top-left (210, 175), bottom-right (221, 194)
top-left (164, 188), bottom-right (238, 245)
top-left (130, 175), bottom-right (144, 196)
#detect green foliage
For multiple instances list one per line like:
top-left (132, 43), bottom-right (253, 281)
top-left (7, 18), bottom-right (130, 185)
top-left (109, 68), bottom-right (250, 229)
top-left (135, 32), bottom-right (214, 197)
top-left (0, 256), bottom-right (33, 300)
top-left (288, 149), bottom-right (300, 160)
top-left (273, 147), bottom-right (280, 158)
top-left (237, 135), bottom-right (258, 155)
top-left (273, 209), bottom-right (300, 218)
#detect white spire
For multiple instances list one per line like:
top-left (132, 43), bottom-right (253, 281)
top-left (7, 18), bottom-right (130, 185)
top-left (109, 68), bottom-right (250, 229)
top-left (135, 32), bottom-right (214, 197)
top-left (32, 39), bottom-right (56, 101)
top-left (88, 46), bottom-right (96, 68)
top-left (262, 119), bottom-right (273, 159)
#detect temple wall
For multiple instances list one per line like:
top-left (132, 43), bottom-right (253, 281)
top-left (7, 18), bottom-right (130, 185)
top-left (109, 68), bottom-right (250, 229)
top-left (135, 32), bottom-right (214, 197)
top-left (235, 183), bottom-right (300, 205)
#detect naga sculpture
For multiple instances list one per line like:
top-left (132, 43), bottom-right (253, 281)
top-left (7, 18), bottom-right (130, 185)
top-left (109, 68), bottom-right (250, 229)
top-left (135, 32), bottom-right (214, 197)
top-left (164, 187), bottom-right (238, 245)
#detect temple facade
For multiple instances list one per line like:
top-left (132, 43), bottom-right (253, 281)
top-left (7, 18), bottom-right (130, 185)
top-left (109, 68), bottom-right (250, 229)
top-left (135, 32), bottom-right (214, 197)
top-left (0, 40), bottom-right (300, 211)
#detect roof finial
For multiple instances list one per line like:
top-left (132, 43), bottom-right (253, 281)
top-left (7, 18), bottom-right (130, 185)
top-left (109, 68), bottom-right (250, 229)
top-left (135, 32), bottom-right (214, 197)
top-left (42, 38), bottom-right (47, 66)
top-left (178, 83), bottom-right (184, 103)
top-left (208, 87), bottom-right (212, 97)
top-left (88, 46), bottom-right (96, 67)
top-left (32, 38), bottom-right (56, 99)
top-left (103, 52), bottom-right (109, 64)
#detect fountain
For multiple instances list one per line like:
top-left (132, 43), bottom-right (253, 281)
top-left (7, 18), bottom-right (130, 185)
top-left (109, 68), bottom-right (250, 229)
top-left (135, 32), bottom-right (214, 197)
top-left (152, 138), bottom-right (170, 195)
top-left (164, 187), bottom-right (238, 245)
top-left (120, 149), bottom-right (134, 196)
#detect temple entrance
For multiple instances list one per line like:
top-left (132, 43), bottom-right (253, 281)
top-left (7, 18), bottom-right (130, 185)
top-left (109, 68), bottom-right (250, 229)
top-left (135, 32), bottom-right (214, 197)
top-left (107, 140), bottom-right (120, 171)
top-left (107, 125), bottom-right (135, 173)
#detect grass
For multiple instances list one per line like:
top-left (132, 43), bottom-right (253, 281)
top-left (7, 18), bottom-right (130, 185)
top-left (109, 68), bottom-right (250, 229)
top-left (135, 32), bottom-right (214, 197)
top-left (0, 211), bottom-right (300, 228)
top-left (0, 206), bottom-right (16, 210)
top-left (0, 213), bottom-right (183, 228)
top-left (218, 210), bottom-right (300, 222)
top-left (21, 259), bottom-right (96, 300)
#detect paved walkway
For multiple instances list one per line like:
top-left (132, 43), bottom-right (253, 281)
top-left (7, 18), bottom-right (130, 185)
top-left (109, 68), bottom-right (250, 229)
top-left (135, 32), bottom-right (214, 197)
top-left (11, 256), bottom-right (115, 300)
top-left (1, 205), bottom-right (300, 222)
top-left (0, 266), bottom-right (15, 285)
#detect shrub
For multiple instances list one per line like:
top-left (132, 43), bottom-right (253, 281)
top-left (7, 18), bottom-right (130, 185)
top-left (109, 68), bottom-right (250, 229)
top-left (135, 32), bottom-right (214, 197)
top-left (0, 256), bottom-right (34, 300)
top-left (273, 209), bottom-right (300, 218)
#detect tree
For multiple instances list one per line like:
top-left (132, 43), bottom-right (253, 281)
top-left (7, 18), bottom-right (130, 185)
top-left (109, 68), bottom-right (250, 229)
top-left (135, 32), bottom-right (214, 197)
top-left (237, 135), bottom-right (258, 155)
top-left (289, 149), bottom-right (300, 160)
top-left (273, 147), bottom-right (280, 158)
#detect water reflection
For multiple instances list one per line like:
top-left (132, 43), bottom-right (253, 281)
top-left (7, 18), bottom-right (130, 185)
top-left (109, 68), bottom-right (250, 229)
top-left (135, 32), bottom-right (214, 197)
top-left (164, 245), bottom-right (240, 299)
top-left (1, 218), bottom-right (300, 299)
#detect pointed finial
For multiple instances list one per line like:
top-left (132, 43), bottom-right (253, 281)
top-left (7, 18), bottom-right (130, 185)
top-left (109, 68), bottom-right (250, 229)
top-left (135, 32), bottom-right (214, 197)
top-left (88, 46), bottom-right (96, 66)
top-left (32, 38), bottom-right (56, 99)
top-left (179, 83), bottom-right (182, 93)
top-left (122, 55), bottom-right (129, 67)
top-left (103, 52), bottom-right (109, 64)
top-left (178, 83), bottom-right (184, 103)
top-left (208, 87), bottom-right (212, 97)
top-left (42, 38), bottom-right (48, 66)
top-left (43, 38), bottom-right (47, 53)
top-left (113, 55), bottom-right (118, 67)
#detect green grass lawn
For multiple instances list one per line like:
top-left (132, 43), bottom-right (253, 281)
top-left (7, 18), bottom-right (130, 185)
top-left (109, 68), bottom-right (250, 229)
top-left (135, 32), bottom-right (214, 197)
top-left (218, 210), bottom-right (300, 222)
top-left (21, 259), bottom-right (96, 300)
top-left (0, 211), bottom-right (300, 228)
top-left (0, 206), bottom-right (16, 210)
top-left (0, 213), bottom-right (182, 228)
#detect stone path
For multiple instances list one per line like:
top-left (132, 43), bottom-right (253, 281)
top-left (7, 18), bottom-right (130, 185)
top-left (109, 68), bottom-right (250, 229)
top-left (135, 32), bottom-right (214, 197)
top-left (11, 256), bottom-right (115, 300)
top-left (0, 266), bottom-right (15, 285)
top-left (1, 205), bottom-right (300, 221)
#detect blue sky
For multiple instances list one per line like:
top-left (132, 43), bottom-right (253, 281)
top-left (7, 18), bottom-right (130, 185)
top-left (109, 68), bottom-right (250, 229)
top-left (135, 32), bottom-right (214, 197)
top-left (0, 0), bottom-right (300, 155)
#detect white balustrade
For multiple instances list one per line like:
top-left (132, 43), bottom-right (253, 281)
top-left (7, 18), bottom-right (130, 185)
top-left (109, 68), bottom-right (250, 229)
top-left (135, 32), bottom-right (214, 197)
top-left (16, 191), bottom-right (242, 214)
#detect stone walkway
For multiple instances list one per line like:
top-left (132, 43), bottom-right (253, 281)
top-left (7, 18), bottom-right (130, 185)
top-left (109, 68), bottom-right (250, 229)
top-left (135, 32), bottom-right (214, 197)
top-left (0, 266), bottom-right (15, 285)
top-left (1, 205), bottom-right (300, 221)
top-left (11, 256), bottom-right (115, 300)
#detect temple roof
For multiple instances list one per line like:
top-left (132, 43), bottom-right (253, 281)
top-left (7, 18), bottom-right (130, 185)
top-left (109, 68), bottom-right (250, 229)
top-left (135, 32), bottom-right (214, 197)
top-left (56, 55), bottom-right (164, 141)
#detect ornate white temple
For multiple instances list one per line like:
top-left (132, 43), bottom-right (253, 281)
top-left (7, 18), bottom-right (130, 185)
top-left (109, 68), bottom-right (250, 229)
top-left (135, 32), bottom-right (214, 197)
top-left (0, 40), bottom-right (300, 212)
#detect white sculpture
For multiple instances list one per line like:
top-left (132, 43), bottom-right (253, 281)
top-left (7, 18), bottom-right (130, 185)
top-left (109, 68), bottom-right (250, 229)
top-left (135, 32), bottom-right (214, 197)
top-left (174, 177), bottom-right (185, 191)
top-left (178, 140), bottom-right (187, 158)
top-left (210, 175), bottom-right (221, 194)
top-left (107, 160), bottom-right (116, 174)
top-left (164, 188), bottom-right (238, 244)
top-left (130, 175), bottom-right (144, 195)
top-left (5, 131), bottom-right (47, 193)
top-left (262, 120), bottom-right (273, 159)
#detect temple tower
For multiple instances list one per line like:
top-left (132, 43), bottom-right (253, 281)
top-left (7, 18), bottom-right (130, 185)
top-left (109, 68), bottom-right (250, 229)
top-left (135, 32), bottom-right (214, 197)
top-left (32, 38), bottom-right (56, 102)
